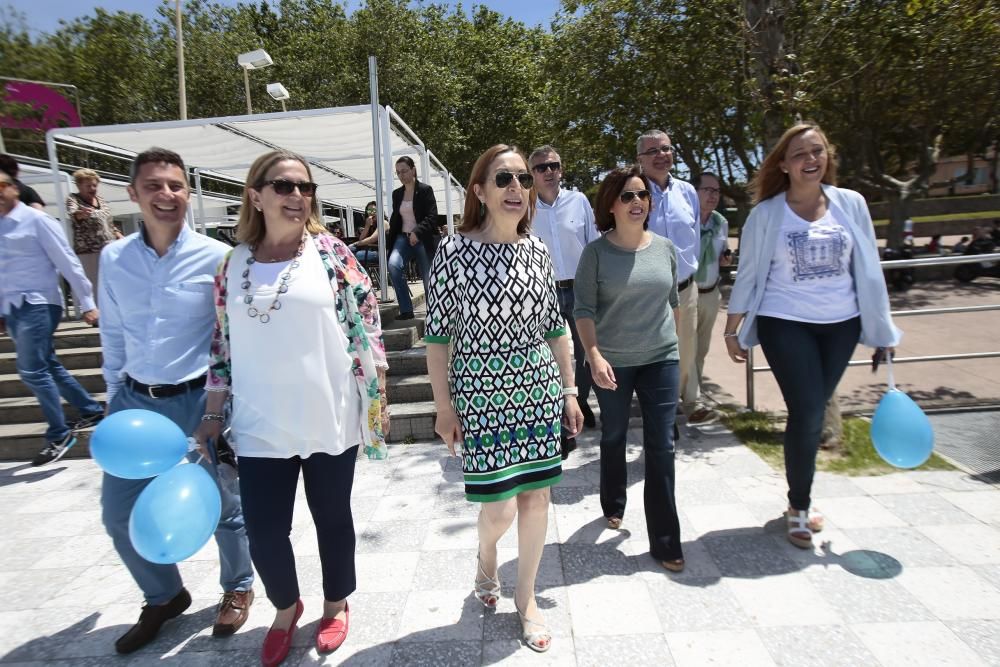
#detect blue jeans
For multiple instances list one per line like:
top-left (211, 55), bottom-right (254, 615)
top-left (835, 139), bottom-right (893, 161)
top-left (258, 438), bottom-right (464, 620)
top-left (352, 248), bottom-right (379, 264)
top-left (388, 235), bottom-right (430, 315)
top-left (594, 359), bottom-right (682, 562)
top-left (5, 302), bottom-right (101, 441)
top-left (238, 448), bottom-right (359, 609)
top-left (556, 286), bottom-right (592, 403)
top-left (757, 316), bottom-right (860, 511)
top-left (100, 382), bottom-right (254, 605)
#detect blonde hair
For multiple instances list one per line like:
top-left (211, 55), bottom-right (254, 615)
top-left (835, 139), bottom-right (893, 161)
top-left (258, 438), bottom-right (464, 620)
top-left (750, 122), bottom-right (838, 204)
top-left (236, 151), bottom-right (325, 246)
top-left (72, 168), bottom-right (100, 185)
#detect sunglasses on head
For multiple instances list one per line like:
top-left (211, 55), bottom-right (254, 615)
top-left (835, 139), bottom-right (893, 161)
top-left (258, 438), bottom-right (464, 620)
top-left (619, 190), bottom-right (651, 203)
top-left (494, 171), bottom-right (534, 189)
top-left (263, 179), bottom-right (317, 196)
top-left (532, 161), bottom-right (561, 174)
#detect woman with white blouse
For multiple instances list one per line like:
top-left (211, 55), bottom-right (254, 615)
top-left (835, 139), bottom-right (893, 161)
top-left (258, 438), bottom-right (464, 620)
top-left (724, 123), bottom-right (900, 549)
top-left (195, 150), bottom-right (388, 666)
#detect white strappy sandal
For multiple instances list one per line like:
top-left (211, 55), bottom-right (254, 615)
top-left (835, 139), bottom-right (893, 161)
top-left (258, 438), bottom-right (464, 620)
top-left (474, 552), bottom-right (500, 609)
top-left (785, 509), bottom-right (813, 549)
top-left (514, 600), bottom-right (551, 653)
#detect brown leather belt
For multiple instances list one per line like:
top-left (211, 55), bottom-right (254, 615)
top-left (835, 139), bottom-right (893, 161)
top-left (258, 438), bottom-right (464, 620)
top-left (699, 279), bottom-right (720, 294)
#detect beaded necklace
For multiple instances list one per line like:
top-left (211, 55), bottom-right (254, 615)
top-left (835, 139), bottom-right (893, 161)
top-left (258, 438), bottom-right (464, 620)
top-left (242, 233), bottom-right (307, 324)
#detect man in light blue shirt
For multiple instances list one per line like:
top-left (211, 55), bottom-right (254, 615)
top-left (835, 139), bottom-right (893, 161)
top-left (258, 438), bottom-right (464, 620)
top-left (636, 130), bottom-right (701, 424)
top-left (528, 144), bottom-right (597, 432)
top-left (98, 148), bottom-right (254, 654)
top-left (0, 167), bottom-right (103, 466)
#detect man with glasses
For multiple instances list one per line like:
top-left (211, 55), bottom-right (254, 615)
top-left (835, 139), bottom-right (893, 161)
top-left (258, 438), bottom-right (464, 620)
top-left (528, 145), bottom-right (597, 432)
top-left (0, 166), bottom-right (103, 466)
top-left (98, 147), bottom-right (254, 654)
top-left (636, 130), bottom-right (701, 428)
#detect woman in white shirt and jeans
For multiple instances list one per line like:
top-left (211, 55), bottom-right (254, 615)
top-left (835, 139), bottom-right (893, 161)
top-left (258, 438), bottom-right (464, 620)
top-left (724, 123), bottom-right (900, 549)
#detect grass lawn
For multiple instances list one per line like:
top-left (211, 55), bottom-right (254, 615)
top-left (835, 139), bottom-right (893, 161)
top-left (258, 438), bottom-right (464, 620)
top-left (872, 210), bottom-right (1000, 226)
top-left (719, 408), bottom-right (954, 475)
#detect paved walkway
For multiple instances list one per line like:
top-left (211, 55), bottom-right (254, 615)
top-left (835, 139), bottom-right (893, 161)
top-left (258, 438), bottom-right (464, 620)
top-left (2, 414), bottom-right (999, 666)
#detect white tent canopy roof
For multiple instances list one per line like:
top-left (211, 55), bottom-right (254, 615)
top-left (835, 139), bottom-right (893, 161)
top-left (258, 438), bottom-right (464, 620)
top-left (17, 167), bottom-right (238, 220)
top-left (45, 105), bottom-right (465, 216)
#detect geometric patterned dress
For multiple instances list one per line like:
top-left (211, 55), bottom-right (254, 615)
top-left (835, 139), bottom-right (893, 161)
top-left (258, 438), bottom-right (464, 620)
top-left (424, 234), bottom-right (566, 502)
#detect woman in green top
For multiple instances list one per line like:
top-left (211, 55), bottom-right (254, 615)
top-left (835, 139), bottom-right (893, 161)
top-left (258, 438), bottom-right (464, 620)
top-left (574, 165), bottom-right (685, 572)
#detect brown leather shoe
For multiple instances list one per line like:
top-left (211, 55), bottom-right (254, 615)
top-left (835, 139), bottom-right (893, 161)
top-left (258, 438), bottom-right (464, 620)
top-left (212, 589), bottom-right (254, 637)
top-left (115, 588), bottom-right (192, 654)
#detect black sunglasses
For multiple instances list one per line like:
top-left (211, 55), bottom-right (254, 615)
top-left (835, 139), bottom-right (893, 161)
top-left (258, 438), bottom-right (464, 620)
top-left (494, 171), bottom-right (534, 189)
top-left (532, 161), bottom-right (561, 174)
top-left (619, 189), bottom-right (651, 203)
top-left (263, 179), bottom-right (318, 196)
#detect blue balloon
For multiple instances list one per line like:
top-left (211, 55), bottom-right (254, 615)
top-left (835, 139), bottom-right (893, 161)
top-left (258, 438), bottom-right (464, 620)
top-left (90, 409), bottom-right (187, 479)
top-left (870, 389), bottom-right (934, 469)
top-left (129, 463), bottom-right (222, 564)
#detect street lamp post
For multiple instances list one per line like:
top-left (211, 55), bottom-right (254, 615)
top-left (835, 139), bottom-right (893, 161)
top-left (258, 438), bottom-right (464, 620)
top-left (237, 49), bottom-right (274, 115)
top-left (267, 83), bottom-right (290, 113)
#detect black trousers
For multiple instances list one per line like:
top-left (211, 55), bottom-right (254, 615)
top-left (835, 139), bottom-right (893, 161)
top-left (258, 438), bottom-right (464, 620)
top-left (757, 316), bottom-right (860, 511)
top-left (238, 447), bottom-right (359, 609)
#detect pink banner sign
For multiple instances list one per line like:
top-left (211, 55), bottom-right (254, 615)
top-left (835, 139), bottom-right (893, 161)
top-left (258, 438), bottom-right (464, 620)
top-left (1, 81), bottom-right (81, 131)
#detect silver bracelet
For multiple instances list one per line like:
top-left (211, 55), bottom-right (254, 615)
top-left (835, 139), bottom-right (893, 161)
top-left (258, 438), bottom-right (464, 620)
top-left (723, 332), bottom-right (739, 338)
top-left (562, 386), bottom-right (580, 396)
top-left (201, 413), bottom-right (225, 423)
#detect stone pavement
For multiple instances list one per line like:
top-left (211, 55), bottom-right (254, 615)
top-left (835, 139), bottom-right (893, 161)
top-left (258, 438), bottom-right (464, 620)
top-left (2, 414), bottom-right (999, 667)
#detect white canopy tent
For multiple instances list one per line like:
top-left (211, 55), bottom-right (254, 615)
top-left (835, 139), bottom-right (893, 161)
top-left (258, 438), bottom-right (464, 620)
top-left (45, 103), bottom-right (466, 299)
top-left (17, 166), bottom-right (239, 227)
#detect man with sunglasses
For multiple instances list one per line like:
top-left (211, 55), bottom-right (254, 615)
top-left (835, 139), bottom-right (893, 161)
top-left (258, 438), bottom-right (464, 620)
top-left (528, 145), bottom-right (597, 431)
top-left (97, 147), bottom-right (254, 654)
top-left (636, 130), bottom-right (701, 428)
top-left (0, 165), bottom-right (102, 466)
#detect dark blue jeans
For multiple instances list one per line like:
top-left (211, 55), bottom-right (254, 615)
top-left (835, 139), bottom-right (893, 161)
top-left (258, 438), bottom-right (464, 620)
top-left (388, 236), bottom-right (430, 315)
top-left (238, 447), bottom-right (359, 609)
top-left (556, 286), bottom-right (592, 403)
top-left (5, 302), bottom-right (101, 441)
top-left (757, 316), bottom-right (861, 511)
top-left (594, 359), bottom-right (682, 562)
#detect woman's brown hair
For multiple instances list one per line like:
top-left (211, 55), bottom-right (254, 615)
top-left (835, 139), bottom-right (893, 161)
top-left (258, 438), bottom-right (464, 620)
top-left (750, 122), bottom-right (838, 204)
top-left (237, 150), bottom-right (326, 246)
top-left (594, 165), bottom-right (651, 232)
top-left (458, 144), bottom-right (536, 235)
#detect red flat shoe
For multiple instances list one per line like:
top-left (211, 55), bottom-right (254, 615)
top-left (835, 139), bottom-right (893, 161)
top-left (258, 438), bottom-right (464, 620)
top-left (316, 602), bottom-right (350, 653)
top-left (261, 599), bottom-right (303, 667)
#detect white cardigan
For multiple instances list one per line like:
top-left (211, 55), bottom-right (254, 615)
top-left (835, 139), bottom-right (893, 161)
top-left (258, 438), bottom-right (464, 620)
top-left (728, 185), bottom-right (902, 349)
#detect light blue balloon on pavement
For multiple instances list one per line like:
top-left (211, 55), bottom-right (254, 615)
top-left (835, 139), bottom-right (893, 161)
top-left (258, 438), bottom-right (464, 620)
top-left (129, 463), bottom-right (222, 564)
top-left (90, 409), bottom-right (188, 479)
top-left (870, 389), bottom-right (934, 469)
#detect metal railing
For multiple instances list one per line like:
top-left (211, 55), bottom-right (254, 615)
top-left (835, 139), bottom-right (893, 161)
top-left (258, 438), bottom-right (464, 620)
top-left (744, 252), bottom-right (1000, 410)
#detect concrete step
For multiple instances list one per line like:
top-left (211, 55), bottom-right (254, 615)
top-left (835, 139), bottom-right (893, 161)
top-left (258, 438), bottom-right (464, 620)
top-left (0, 323), bottom-right (101, 354)
top-left (0, 393), bottom-right (109, 424)
top-left (386, 374), bottom-right (433, 403)
top-left (385, 344), bottom-right (428, 376)
top-left (382, 322), bottom-right (423, 353)
top-left (0, 422), bottom-right (94, 461)
top-left (386, 400), bottom-right (437, 443)
top-left (0, 368), bottom-right (106, 399)
top-left (0, 347), bottom-right (103, 375)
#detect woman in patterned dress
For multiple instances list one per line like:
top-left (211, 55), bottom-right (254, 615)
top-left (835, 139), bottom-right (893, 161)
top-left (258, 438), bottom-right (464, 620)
top-left (66, 168), bottom-right (121, 301)
top-left (424, 144), bottom-right (583, 653)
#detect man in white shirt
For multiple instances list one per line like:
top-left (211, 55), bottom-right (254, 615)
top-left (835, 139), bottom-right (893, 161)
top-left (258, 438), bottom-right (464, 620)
top-left (528, 145), bottom-right (597, 430)
top-left (636, 130), bottom-right (701, 424)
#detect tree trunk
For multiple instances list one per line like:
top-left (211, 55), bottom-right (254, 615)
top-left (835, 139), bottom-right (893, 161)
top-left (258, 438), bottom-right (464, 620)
top-left (746, 0), bottom-right (790, 152)
top-left (820, 396), bottom-right (843, 452)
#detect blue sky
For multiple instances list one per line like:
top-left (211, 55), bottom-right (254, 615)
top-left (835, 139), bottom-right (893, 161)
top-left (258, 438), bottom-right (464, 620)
top-left (7, 0), bottom-right (565, 36)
